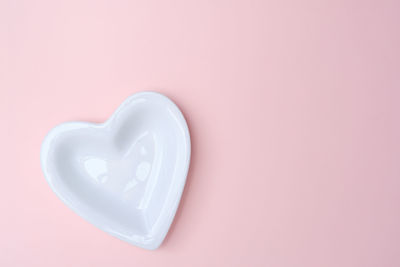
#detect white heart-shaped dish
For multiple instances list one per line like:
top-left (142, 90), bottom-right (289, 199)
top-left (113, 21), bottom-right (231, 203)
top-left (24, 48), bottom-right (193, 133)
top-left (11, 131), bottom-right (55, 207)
top-left (40, 92), bottom-right (191, 249)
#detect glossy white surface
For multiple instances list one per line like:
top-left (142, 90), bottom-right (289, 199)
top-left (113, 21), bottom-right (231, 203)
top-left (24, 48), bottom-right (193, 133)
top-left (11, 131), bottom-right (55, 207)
top-left (40, 92), bottom-right (191, 250)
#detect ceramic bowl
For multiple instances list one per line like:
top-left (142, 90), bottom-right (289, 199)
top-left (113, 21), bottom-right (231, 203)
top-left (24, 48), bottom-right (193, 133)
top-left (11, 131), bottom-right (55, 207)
top-left (40, 92), bottom-right (191, 249)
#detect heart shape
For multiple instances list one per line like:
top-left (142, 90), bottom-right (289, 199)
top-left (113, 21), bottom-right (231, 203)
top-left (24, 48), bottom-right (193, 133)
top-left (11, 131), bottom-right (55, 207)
top-left (40, 92), bottom-right (191, 249)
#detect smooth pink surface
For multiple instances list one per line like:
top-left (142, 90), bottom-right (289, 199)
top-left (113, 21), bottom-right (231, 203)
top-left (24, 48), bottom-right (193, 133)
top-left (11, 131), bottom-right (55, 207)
top-left (1, 0), bottom-right (400, 266)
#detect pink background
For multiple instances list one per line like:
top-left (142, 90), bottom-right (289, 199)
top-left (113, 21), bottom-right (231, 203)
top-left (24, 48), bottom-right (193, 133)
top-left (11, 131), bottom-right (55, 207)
top-left (1, 0), bottom-right (400, 266)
